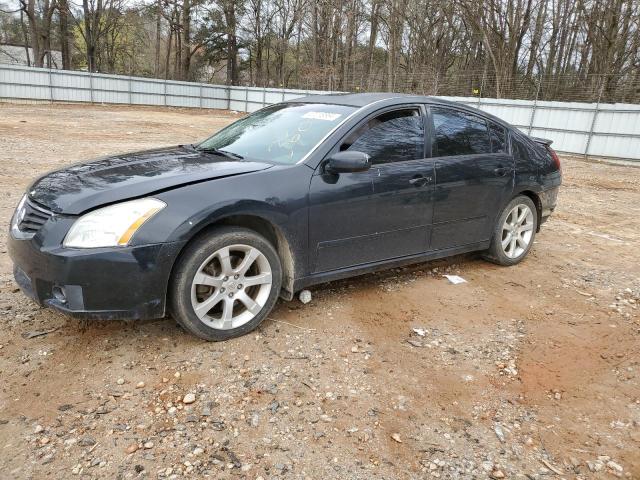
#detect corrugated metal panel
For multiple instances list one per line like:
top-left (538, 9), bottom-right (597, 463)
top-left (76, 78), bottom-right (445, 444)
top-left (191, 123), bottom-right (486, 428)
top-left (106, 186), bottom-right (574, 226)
top-left (132, 78), bottom-right (164, 94)
top-left (201, 85), bottom-right (228, 110)
top-left (589, 134), bottom-right (640, 158)
top-left (247, 87), bottom-right (265, 107)
top-left (0, 65), bottom-right (50, 100)
top-left (166, 80), bottom-right (200, 108)
top-left (595, 106), bottom-right (640, 136)
top-left (534, 101), bottom-right (594, 132)
top-left (263, 90), bottom-right (282, 104)
top-left (528, 128), bottom-right (589, 154)
top-left (1, 63), bottom-right (639, 160)
top-left (442, 95), bottom-right (640, 159)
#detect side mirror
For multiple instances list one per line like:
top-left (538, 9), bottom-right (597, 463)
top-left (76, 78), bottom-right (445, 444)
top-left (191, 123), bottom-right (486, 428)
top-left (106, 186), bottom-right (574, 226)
top-left (325, 151), bottom-right (371, 174)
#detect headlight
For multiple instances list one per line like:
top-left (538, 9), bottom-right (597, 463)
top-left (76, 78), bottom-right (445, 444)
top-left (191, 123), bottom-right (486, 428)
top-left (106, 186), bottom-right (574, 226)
top-left (10, 194), bottom-right (28, 234)
top-left (63, 198), bottom-right (166, 248)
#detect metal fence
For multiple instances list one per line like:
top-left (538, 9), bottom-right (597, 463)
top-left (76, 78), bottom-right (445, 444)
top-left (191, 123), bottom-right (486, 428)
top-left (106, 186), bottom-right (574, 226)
top-left (1, 63), bottom-right (639, 160)
top-left (442, 95), bottom-right (640, 160)
top-left (296, 71), bottom-right (640, 104)
top-left (0, 63), bottom-right (338, 112)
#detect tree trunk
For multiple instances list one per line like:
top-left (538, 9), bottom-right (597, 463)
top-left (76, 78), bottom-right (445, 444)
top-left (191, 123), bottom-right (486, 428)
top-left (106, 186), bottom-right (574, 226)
top-left (311, 2), bottom-right (318, 67)
top-left (181, 0), bottom-right (191, 80)
top-left (342, 1), bottom-right (356, 89)
top-left (165, 27), bottom-right (173, 80)
top-left (19, 9), bottom-right (31, 66)
top-left (366, 0), bottom-right (380, 88)
top-left (224, 0), bottom-right (239, 85)
top-left (155, 0), bottom-right (162, 76)
top-left (82, 0), bottom-right (99, 72)
top-left (24, 0), bottom-right (42, 67)
top-left (387, 0), bottom-right (401, 91)
top-left (526, 0), bottom-right (545, 79)
top-left (58, 0), bottom-right (71, 69)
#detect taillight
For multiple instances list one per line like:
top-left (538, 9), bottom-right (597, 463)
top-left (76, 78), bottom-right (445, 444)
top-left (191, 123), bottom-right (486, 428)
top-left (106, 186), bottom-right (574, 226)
top-left (547, 147), bottom-right (561, 173)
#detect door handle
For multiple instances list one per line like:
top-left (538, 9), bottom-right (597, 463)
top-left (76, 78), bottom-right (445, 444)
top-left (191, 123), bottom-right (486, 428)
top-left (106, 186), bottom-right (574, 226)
top-left (493, 166), bottom-right (511, 177)
top-left (409, 175), bottom-right (428, 187)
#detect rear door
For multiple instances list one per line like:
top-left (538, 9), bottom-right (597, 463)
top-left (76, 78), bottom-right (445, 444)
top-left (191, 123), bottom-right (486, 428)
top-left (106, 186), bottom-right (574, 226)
top-left (429, 106), bottom-right (514, 250)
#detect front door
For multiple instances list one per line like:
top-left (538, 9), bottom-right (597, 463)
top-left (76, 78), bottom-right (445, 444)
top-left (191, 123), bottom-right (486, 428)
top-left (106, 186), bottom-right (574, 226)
top-left (308, 107), bottom-right (434, 273)
top-left (428, 106), bottom-right (514, 250)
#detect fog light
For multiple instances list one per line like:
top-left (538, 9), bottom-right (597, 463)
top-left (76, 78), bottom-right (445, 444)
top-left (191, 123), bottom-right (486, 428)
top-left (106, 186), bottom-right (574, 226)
top-left (52, 286), bottom-right (67, 304)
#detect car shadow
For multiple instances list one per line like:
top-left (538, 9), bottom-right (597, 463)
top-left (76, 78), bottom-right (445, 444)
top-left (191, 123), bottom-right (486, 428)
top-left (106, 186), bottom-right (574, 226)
top-left (35, 251), bottom-right (486, 342)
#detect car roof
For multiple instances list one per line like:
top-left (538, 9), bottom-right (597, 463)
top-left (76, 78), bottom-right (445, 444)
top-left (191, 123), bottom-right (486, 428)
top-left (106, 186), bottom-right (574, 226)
top-left (285, 92), bottom-right (508, 126)
top-left (285, 92), bottom-right (458, 108)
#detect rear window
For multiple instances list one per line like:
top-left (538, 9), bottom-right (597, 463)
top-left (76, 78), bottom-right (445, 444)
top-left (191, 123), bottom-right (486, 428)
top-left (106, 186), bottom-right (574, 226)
top-left (489, 122), bottom-right (507, 153)
top-left (431, 108), bottom-right (491, 156)
top-left (512, 136), bottom-right (528, 162)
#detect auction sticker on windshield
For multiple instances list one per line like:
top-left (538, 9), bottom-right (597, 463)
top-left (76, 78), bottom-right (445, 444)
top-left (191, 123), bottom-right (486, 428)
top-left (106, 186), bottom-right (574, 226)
top-left (302, 111), bottom-right (342, 121)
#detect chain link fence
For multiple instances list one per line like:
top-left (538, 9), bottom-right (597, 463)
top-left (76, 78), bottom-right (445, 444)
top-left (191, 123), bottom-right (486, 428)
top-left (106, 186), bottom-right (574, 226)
top-left (287, 70), bottom-right (640, 104)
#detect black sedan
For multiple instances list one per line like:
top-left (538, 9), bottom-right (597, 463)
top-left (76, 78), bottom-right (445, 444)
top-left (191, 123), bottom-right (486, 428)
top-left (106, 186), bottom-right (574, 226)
top-left (9, 93), bottom-right (561, 341)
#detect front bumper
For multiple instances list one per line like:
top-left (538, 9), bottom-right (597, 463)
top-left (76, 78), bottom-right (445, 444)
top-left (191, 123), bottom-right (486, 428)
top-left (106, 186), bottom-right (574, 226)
top-left (9, 234), bottom-right (186, 320)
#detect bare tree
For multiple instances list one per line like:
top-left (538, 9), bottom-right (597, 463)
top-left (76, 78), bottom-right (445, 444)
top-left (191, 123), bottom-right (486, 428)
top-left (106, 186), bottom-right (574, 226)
top-left (19, 0), bottom-right (56, 67)
top-left (7, 0), bottom-right (638, 101)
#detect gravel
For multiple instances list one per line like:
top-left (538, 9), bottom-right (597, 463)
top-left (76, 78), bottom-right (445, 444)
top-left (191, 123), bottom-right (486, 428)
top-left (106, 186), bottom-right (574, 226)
top-left (0, 104), bottom-right (638, 479)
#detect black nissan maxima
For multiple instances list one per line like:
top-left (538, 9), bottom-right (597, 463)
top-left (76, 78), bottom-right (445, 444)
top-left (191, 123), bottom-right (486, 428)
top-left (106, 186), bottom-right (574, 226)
top-left (9, 93), bottom-right (561, 341)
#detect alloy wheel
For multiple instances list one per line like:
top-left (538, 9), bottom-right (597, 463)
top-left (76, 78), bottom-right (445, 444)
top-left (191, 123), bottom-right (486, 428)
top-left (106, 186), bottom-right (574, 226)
top-left (190, 244), bottom-right (273, 329)
top-left (501, 204), bottom-right (534, 259)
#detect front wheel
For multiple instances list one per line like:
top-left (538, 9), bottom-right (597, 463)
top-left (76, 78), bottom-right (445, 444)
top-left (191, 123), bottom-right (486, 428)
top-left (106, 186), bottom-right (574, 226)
top-left (483, 195), bottom-right (538, 266)
top-left (169, 227), bottom-right (282, 341)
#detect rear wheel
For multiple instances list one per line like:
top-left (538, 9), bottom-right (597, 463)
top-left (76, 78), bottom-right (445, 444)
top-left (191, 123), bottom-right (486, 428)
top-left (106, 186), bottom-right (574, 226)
top-left (483, 195), bottom-right (537, 266)
top-left (169, 227), bottom-right (282, 341)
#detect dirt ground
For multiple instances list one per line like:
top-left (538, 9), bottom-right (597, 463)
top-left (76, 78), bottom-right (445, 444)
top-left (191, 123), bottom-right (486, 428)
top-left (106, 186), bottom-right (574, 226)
top-left (0, 103), bottom-right (638, 480)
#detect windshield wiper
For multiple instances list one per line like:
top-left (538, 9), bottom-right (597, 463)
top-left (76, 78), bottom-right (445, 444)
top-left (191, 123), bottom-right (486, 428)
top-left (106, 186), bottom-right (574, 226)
top-left (196, 147), bottom-right (244, 160)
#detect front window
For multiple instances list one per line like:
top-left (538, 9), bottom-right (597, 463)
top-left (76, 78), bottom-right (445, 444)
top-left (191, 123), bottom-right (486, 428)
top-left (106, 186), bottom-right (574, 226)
top-left (339, 108), bottom-right (424, 164)
top-left (197, 103), bottom-right (356, 164)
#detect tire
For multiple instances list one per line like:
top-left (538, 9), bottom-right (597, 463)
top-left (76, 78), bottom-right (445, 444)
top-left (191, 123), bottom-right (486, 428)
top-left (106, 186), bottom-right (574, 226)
top-left (483, 195), bottom-right (538, 266)
top-left (169, 226), bottom-right (282, 341)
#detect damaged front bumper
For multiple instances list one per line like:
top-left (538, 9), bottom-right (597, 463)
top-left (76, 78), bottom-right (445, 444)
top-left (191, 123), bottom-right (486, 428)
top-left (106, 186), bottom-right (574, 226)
top-left (9, 233), bottom-right (185, 320)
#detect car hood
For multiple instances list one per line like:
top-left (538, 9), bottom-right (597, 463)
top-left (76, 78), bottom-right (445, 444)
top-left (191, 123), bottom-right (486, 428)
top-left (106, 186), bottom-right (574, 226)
top-left (28, 146), bottom-right (273, 214)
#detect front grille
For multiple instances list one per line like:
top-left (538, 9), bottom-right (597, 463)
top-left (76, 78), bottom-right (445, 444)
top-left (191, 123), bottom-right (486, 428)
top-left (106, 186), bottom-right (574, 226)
top-left (18, 199), bottom-right (54, 234)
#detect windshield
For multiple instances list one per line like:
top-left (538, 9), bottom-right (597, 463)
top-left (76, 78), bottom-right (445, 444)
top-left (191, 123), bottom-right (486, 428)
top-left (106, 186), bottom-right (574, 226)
top-left (197, 103), bottom-right (356, 164)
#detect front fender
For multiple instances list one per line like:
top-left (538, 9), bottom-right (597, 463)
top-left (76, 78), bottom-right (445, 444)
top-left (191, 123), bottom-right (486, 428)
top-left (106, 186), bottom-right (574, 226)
top-left (130, 165), bottom-right (312, 279)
